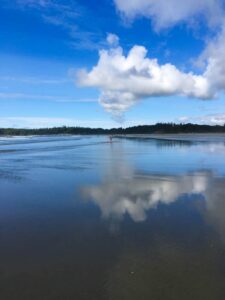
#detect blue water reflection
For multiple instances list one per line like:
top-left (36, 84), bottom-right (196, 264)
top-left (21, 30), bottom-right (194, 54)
top-left (1, 135), bottom-right (225, 299)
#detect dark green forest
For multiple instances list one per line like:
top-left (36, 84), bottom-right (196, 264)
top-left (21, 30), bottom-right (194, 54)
top-left (1, 123), bottom-right (225, 136)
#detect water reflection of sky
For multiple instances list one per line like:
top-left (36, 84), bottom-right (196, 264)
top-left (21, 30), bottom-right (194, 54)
top-left (82, 172), bottom-right (209, 222)
top-left (82, 138), bottom-right (225, 244)
top-left (1, 135), bottom-right (225, 299)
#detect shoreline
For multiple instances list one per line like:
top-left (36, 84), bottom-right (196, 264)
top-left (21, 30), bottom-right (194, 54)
top-left (114, 133), bottom-right (225, 142)
top-left (1, 133), bottom-right (225, 143)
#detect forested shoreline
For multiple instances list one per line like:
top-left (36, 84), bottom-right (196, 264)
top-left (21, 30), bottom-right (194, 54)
top-left (1, 123), bottom-right (225, 136)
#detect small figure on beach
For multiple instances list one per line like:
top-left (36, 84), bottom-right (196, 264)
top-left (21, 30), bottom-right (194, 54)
top-left (109, 135), bottom-right (113, 143)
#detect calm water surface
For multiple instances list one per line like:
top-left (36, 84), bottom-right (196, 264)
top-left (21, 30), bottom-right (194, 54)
top-left (0, 135), bottom-right (225, 300)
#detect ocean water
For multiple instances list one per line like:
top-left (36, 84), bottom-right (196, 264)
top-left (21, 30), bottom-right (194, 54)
top-left (0, 135), bottom-right (225, 300)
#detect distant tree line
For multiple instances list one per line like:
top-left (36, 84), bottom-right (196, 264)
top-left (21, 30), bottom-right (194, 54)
top-left (1, 123), bottom-right (225, 136)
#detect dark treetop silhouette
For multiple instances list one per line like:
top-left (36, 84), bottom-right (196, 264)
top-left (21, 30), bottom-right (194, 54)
top-left (1, 123), bottom-right (225, 136)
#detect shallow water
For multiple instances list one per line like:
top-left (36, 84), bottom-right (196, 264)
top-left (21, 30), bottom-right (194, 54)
top-left (0, 135), bottom-right (225, 300)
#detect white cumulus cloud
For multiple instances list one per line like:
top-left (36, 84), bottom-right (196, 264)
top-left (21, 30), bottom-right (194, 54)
top-left (201, 26), bottom-right (225, 95)
top-left (77, 34), bottom-right (216, 116)
top-left (76, 1), bottom-right (225, 119)
top-left (113, 0), bottom-right (224, 30)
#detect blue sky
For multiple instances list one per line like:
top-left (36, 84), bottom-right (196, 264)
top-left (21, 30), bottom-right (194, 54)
top-left (1, 0), bottom-right (225, 128)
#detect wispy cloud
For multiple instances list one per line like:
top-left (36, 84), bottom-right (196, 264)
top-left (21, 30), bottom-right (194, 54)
top-left (178, 113), bottom-right (225, 125)
top-left (12, 0), bottom-right (105, 50)
top-left (0, 116), bottom-right (77, 128)
top-left (0, 92), bottom-right (97, 103)
top-left (0, 117), bottom-right (117, 129)
top-left (0, 76), bottom-right (70, 85)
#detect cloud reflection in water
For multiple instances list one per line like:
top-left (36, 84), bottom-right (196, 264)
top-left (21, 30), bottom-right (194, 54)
top-left (82, 172), bottom-right (210, 222)
top-left (81, 139), bottom-right (225, 245)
